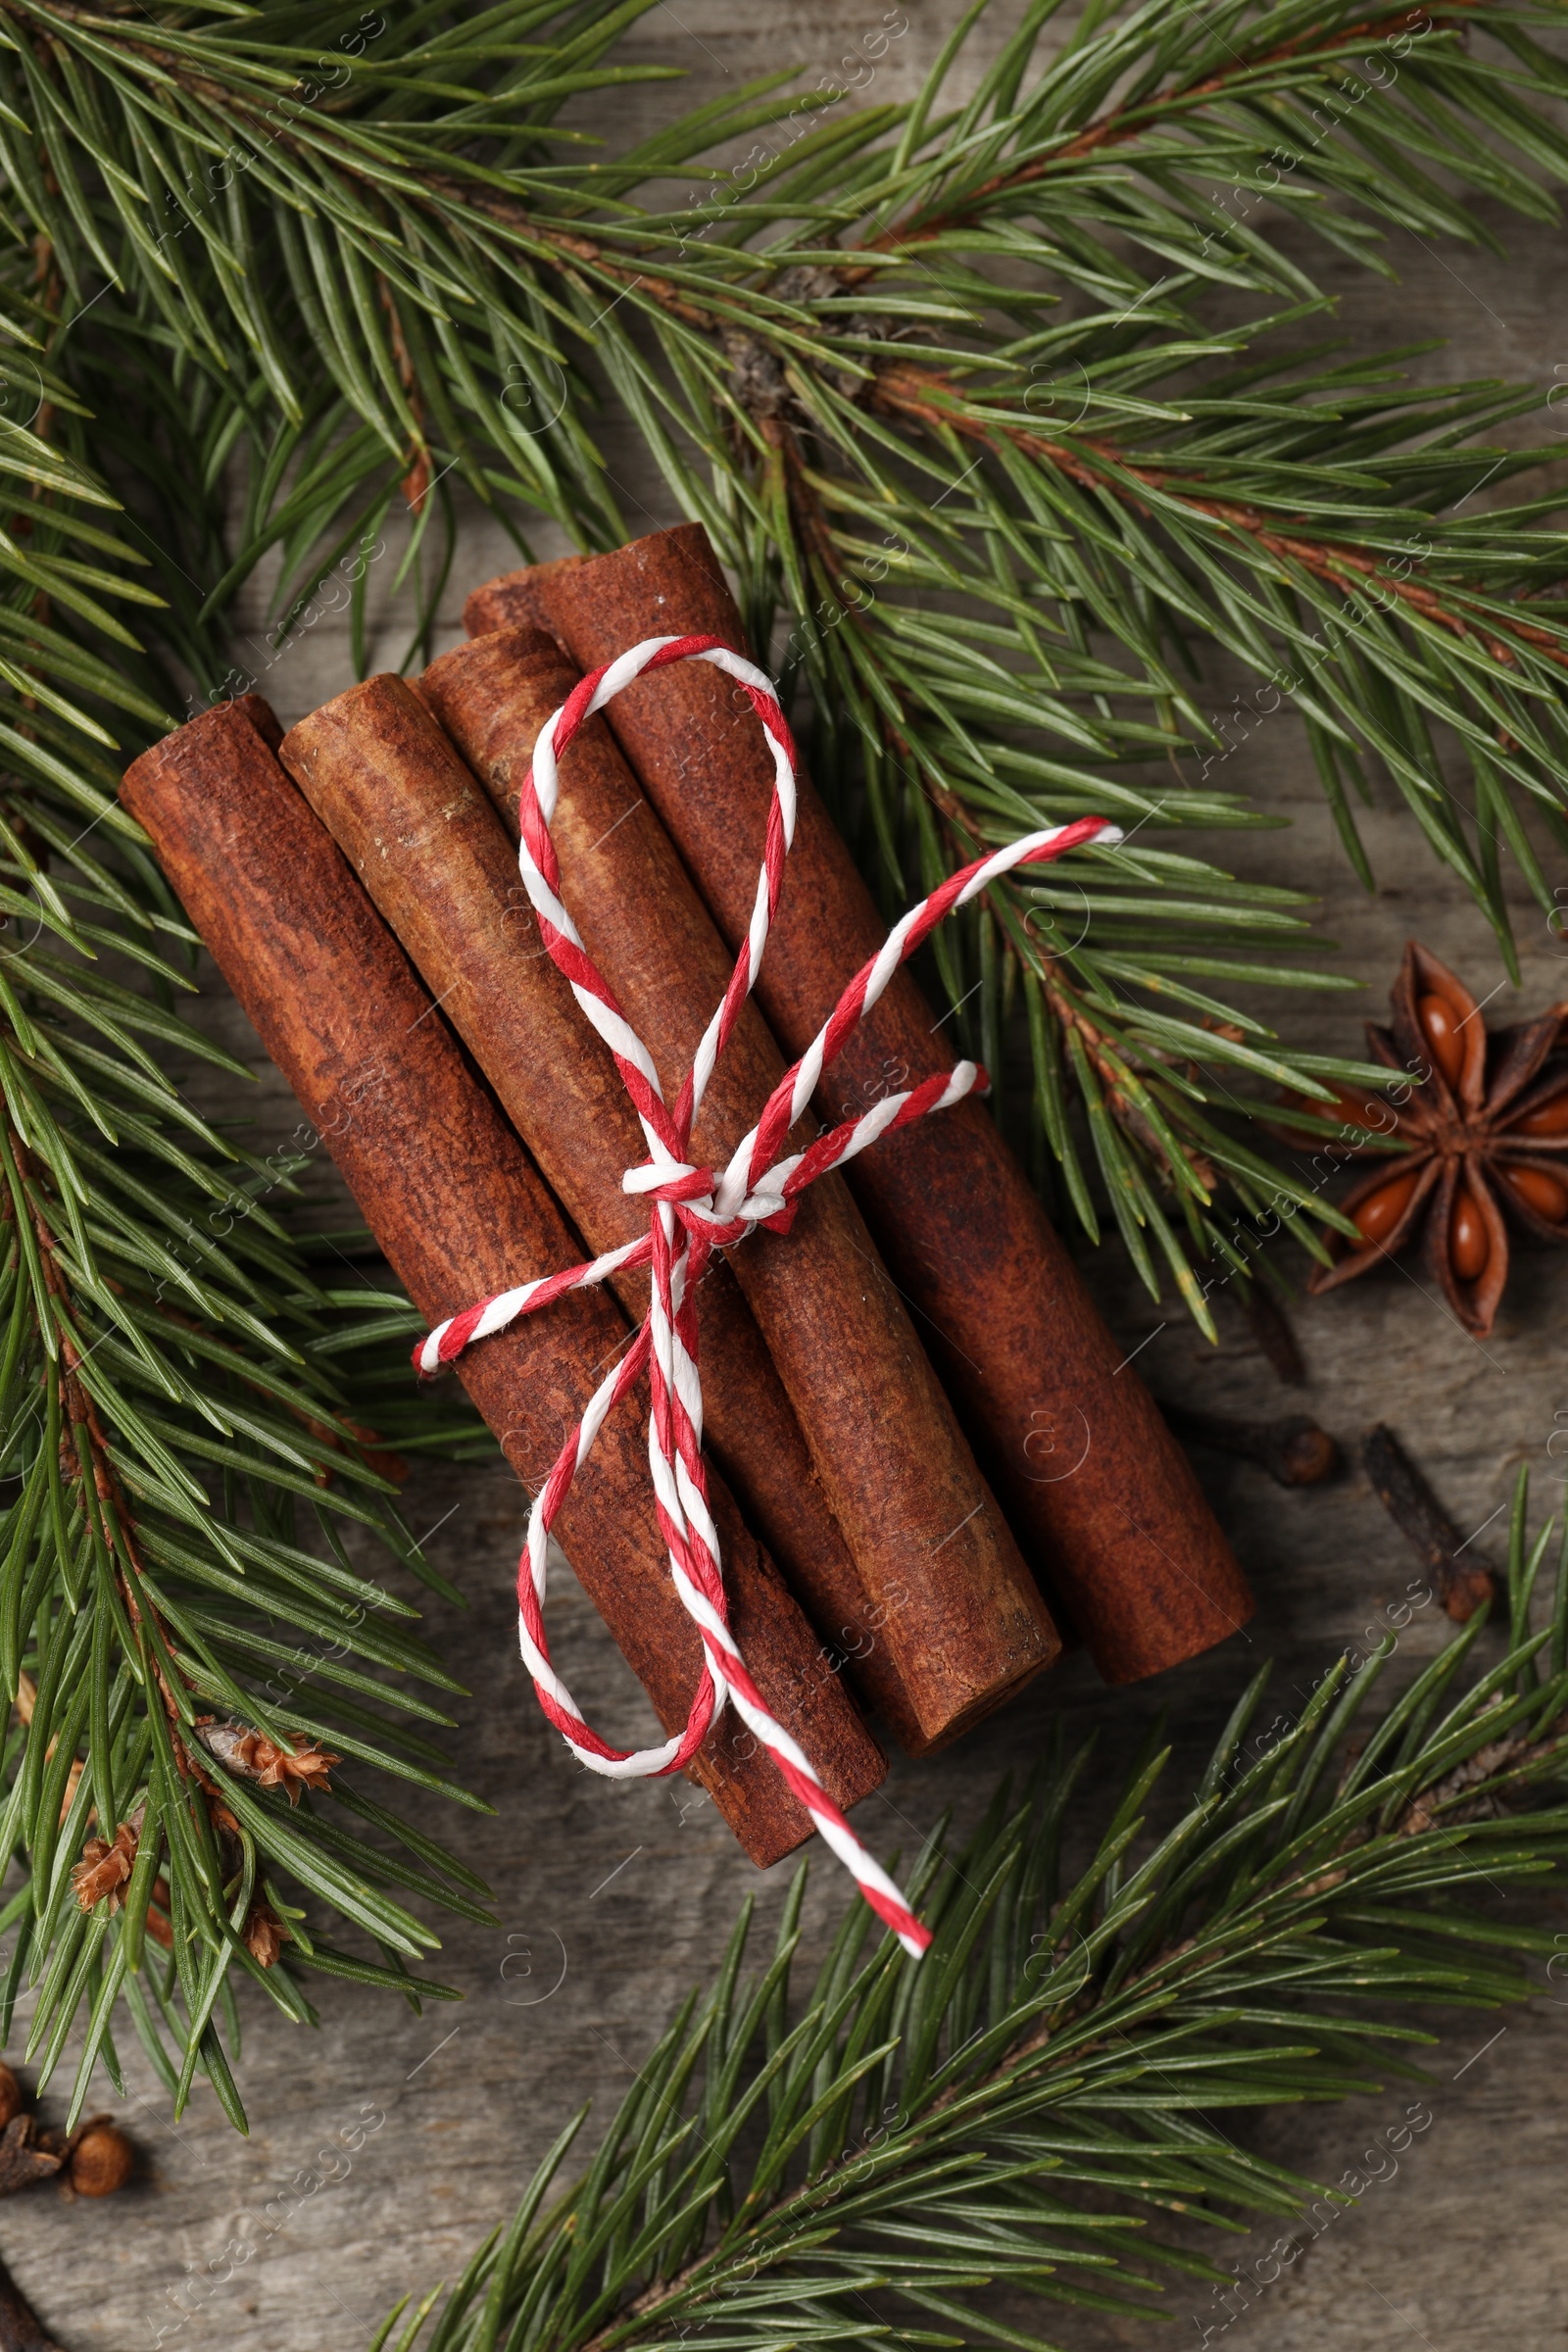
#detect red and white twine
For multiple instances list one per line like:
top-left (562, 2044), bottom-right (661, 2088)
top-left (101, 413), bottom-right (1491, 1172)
top-left (415, 633), bottom-right (1121, 1957)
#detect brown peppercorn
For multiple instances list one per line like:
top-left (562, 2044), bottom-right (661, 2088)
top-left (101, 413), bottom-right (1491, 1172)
top-left (0, 2067), bottom-right (21, 2132)
top-left (68, 2121), bottom-right (133, 2197)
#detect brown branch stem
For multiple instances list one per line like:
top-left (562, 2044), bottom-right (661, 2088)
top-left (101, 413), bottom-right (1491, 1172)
top-left (4, 1131), bottom-right (218, 1832)
top-left (839, 4), bottom-right (1459, 282)
top-left (16, 0), bottom-right (1559, 675)
top-left (573, 1681), bottom-right (1557, 2352)
top-left (868, 360), bottom-right (1568, 673)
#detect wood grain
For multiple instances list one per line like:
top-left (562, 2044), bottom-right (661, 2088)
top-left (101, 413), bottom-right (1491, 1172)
top-left (10, 7), bottom-right (1568, 2346)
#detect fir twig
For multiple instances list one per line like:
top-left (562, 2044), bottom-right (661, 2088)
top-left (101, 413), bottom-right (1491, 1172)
top-left (387, 1497), bottom-right (1568, 2352)
top-left (0, 0), bottom-right (1561, 2132)
top-left (0, 308), bottom-right (497, 2131)
top-left (2, 0), bottom-right (1560, 1316)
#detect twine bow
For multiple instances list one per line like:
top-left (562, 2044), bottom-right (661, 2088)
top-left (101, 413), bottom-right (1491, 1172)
top-left (416, 633), bottom-right (1120, 1955)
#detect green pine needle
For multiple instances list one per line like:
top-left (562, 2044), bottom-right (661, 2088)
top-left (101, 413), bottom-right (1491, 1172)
top-left (388, 1503), bottom-right (1568, 2352)
top-left (0, 0), bottom-right (1562, 2126)
top-left (7, 0), bottom-right (1562, 1309)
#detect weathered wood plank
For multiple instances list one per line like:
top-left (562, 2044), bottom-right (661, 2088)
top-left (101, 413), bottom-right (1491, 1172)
top-left (8, 9), bottom-right (1568, 2345)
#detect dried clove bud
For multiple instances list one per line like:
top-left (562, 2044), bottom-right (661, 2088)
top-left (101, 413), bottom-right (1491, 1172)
top-left (1241, 1281), bottom-right (1305, 1385)
top-left (0, 2116), bottom-right (62, 2200)
top-left (0, 2253), bottom-right (62, 2352)
top-left (1362, 1423), bottom-right (1499, 1620)
top-left (0, 2072), bottom-right (138, 2212)
top-left (1160, 1402), bottom-right (1340, 1489)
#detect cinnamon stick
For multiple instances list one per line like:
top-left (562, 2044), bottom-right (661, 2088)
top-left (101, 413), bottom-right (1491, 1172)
top-left (419, 628), bottom-right (1062, 1748)
top-left (284, 673), bottom-right (1058, 1750)
top-left (465, 526), bottom-right (1254, 1683)
top-left (279, 674), bottom-right (872, 1729)
top-left (121, 700), bottom-right (884, 1866)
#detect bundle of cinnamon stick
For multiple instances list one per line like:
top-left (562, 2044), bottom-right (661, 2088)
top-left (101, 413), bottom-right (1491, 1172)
top-left (122, 522), bottom-right (1252, 1873)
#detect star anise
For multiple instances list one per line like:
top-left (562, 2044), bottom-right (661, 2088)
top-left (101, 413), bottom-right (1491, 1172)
top-left (1284, 941), bottom-right (1568, 1337)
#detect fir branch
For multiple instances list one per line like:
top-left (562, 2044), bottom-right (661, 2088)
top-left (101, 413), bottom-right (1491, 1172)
top-left (384, 1475), bottom-right (1568, 2352)
top-left (0, 270), bottom-right (497, 2132)
top-left (0, 0), bottom-right (1559, 1311)
top-left (0, 0), bottom-right (1562, 2127)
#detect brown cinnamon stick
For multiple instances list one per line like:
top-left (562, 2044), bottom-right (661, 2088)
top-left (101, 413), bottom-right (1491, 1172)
top-left (279, 674), bottom-right (871, 1727)
top-left (121, 700), bottom-right (884, 1866)
top-left (466, 528), bottom-right (1254, 1684)
top-left (284, 672), bottom-right (1058, 1750)
top-left (419, 628), bottom-right (1061, 1748)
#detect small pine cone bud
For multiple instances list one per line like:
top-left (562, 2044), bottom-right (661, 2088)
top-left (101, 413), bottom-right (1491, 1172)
top-left (242, 1898), bottom-right (290, 1969)
top-left (68, 2122), bottom-right (133, 2197)
top-left (195, 1721), bottom-right (337, 1804)
top-left (71, 1820), bottom-right (138, 1914)
top-left (145, 1878), bottom-right (174, 1950)
top-left (0, 2064), bottom-right (22, 2129)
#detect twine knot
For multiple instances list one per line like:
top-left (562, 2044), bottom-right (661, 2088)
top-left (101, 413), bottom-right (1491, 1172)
top-left (622, 1158), bottom-right (714, 1204)
top-left (414, 631), bottom-right (1121, 1957)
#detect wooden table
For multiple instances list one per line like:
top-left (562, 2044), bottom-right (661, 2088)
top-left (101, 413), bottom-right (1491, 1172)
top-left (10, 8), bottom-right (1568, 2345)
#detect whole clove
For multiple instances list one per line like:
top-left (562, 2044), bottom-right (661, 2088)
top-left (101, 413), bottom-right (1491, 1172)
top-left (0, 2116), bottom-right (63, 2200)
top-left (1362, 1423), bottom-right (1499, 1620)
top-left (1241, 1281), bottom-right (1306, 1386)
top-left (65, 2122), bottom-right (133, 2199)
top-left (0, 2255), bottom-right (62, 2352)
top-left (1160, 1403), bottom-right (1340, 1489)
top-left (0, 2095), bottom-right (133, 2205)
